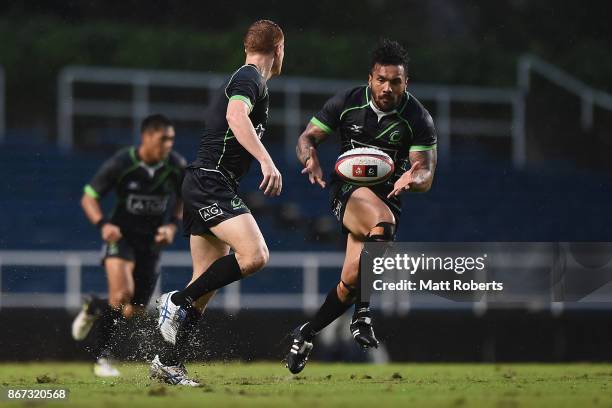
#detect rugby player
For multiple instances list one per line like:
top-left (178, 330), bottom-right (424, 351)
top-left (71, 114), bottom-right (186, 377)
top-left (286, 39), bottom-right (438, 373)
top-left (151, 20), bottom-right (284, 386)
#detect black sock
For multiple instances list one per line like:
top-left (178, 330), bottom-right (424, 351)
top-left (356, 241), bottom-right (376, 311)
top-left (96, 305), bottom-right (123, 359)
top-left (171, 254), bottom-right (242, 306)
top-left (357, 225), bottom-right (394, 313)
top-left (303, 285), bottom-right (353, 340)
top-left (158, 307), bottom-right (201, 366)
top-left (355, 262), bottom-right (371, 314)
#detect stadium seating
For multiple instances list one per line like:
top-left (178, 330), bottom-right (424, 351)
top-left (2, 135), bottom-right (610, 249)
top-left (1, 131), bottom-right (610, 295)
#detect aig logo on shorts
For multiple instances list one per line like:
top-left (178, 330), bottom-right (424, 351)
top-left (199, 203), bottom-right (223, 222)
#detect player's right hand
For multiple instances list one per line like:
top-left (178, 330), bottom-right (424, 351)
top-left (259, 159), bottom-right (282, 196)
top-left (101, 223), bottom-right (122, 243)
top-left (301, 147), bottom-right (326, 188)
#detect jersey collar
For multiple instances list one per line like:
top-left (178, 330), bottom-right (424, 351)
top-left (246, 63), bottom-right (265, 79)
top-left (366, 88), bottom-right (410, 123)
top-left (369, 100), bottom-right (396, 123)
top-left (133, 146), bottom-right (166, 178)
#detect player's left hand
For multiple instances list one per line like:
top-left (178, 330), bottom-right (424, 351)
top-left (155, 224), bottom-right (177, 245)
top-left (387, 161), bottom-right (420, 198)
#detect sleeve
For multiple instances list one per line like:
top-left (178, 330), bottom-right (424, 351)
top-left (225, 68), bottom-right (260, 113)
top-left (310, 90), bottom-right (348, 134)
top-left (409, 109), bottom-right (437, 152)
top-left (83, 153), bottom-right (125, 199)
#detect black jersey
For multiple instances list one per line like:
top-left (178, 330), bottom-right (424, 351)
top-left (84, 147), bottom-right (187, 237)
top-left (312, 85), bottom-right (437, 182)
top-left (192, 64), bottom-right (269, 182)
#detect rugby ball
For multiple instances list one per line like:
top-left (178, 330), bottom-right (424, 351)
top-left (334, 147), bottom-right (394, 186)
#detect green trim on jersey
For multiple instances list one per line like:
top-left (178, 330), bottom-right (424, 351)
top-left (339, 87), bottom-right (370, 121)
top-left (409, 144), bottom-right (437, 152)
top-left (397, 115), bottom-right (414, 138)
top-left (375, 121), bottom-right (401, 139)
top-left (83, 184), bottom-right (100, 199)
top-left (395, 92), bottom-right (415, 138)
top-left (148, 166), bottom-right (173, 192)
top-left (129, 147), bottom-right (138, 164)
top-left (398, 92), bottom-right (410, 113)
top-left (310, 117), bottom-right (333, 134)
top-left (216, 127), bottom-right (233, 169)
top-left (117, 160), bottom-right (141, 184)
top-left (229, 95), bottom-right (254, 113)
top-left (223, 65), bottom-right (256, 99)
top-left (216, 65), bottom-right (259, 171)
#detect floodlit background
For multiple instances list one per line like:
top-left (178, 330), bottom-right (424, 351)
top-left (0, 0), bottom-right (611, 362)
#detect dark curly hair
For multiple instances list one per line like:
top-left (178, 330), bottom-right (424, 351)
top-left (370, 39), bottom-right (409, 74)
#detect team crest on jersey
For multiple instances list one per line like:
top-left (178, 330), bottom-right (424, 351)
top-left (199, 203), bottom-right (223, 221)
top-left (127, 181), bottom-right (140, 190)
top-left (388, 130), bottom-right (402, 144)
top-left (348, 124), bottom-right (363, 134)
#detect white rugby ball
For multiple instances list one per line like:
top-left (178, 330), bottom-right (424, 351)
top-left (335, 147), bottom-right (394, 186)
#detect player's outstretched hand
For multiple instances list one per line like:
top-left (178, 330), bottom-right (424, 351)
top-left (259, 159), bottom-right (282, 196)
top-left (387, 160), bottom-right (420, 198)
top-left (301, 147), bottom-right (326, 188)
top-left (101, 223), bottom-right (122, 243)
top-left (155, 224), bottom-right (177, 245)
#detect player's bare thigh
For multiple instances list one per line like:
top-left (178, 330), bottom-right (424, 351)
top-left (209, 213), bottom-right (269, 276)
top-left (342, 187), bottom-right (396, 240)
top-left (105, 257), bottom-right (136, 317)
top-left (337, 187), bottom-right (396, 297)
top-left (188, 233), bottom-right (230, 311)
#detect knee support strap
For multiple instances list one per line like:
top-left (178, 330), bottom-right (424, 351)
top-left (367, 222), bottom-right (396, 243)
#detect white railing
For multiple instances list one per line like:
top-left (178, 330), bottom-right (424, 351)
top-left (518, 55), bottom-right (612, 131)
top-left (0, 250), bottom-right (343, 314)
top-left (57, 56), bottom-right (612, 170)
top-left (0, 250), bottom-right (494, 315)
top-left (57, 66), bottom-right (523, 166)
top-left (2, 249), bottom-right (607, 315)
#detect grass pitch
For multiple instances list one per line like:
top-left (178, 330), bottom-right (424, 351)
top-left (0, 362), bottom-right (610, 407)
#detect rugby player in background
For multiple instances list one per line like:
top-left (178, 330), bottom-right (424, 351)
top-left (72, 114), bottom-right (186, 377)
top-left (152, 20), bottom-right (284, 386)
top-left (286, 39), bottom-right (438, 373)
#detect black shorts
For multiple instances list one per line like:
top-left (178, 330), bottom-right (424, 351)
top-left (182, 167), bottom-right (250, 237)
top-left (101, 236), bottom-right (161, 307)
top-left (329, 176), bottom-right (402, 234)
